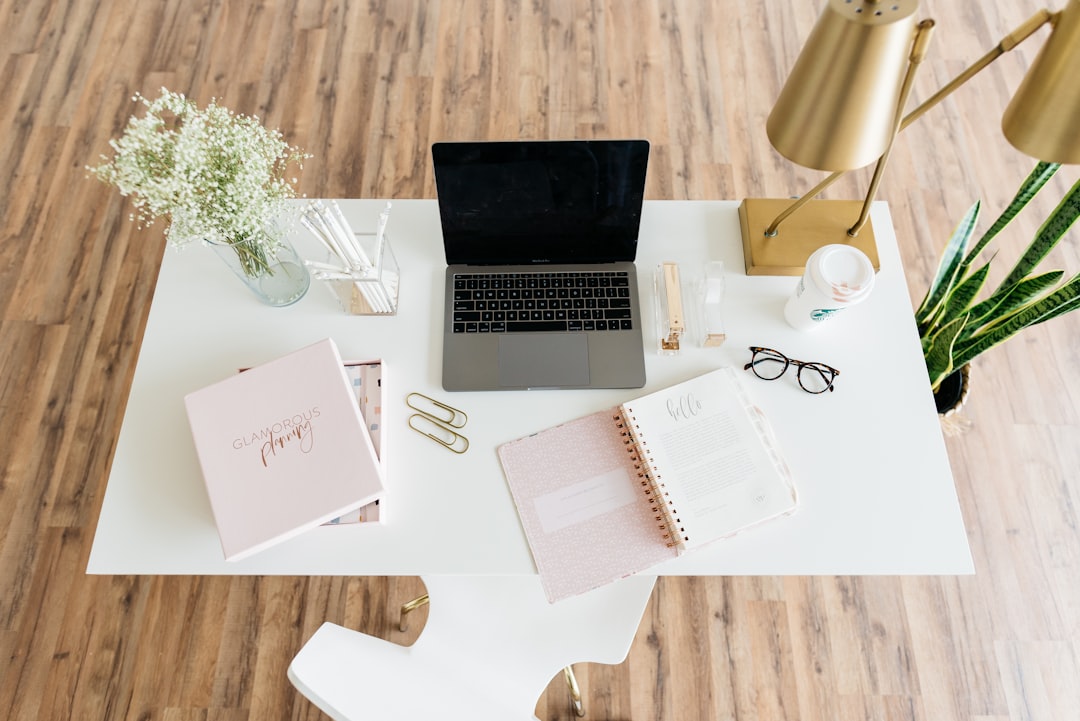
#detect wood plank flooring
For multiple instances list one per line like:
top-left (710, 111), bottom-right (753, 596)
top-left (1, 1), bottom-right (1078, 719)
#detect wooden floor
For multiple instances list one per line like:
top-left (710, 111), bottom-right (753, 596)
top-left (2, 1), bottom-right (1078, 719)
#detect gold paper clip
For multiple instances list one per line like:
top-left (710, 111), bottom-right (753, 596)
top-left (405, 392), bottom-right (470, 453)
top-left (405, 392), bottom-right (468, 428)
top-left (408, 413), bottom-right (470, 454)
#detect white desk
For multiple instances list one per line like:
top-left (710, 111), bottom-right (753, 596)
top-left (88, 200), bottom-right (973, 576)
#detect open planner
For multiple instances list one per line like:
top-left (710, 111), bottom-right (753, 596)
top-left (497, 367), bottom-right (797, 602)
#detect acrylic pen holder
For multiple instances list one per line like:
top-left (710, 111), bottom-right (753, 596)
top-left (322, 233), bottom-right (400, 315)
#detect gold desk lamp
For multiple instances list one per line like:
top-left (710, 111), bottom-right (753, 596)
top-left (740, 0), bottom-right (1080, 276)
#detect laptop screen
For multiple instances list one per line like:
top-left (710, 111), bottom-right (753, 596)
top-left (433, 140), bottom-right (650, 266)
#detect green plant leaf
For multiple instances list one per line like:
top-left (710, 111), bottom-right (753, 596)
top-left (938, 261), bottom-right (991, 329)
top-left (966, 269), bottom-right (1065, 328)
top-left (1033, 294), bottom-right (1080, 328)
top-left (916, 201), bottom-right (980, 329)
top-left (925, 313), bottom-right (969, 392)
top-left (1032, 272), bottom-right (1080, 326)
top-left (951, 276), bottom-right (1080, 368)
top-left (965, 161), bottom-right (1059, 264)
top-left (999, 178), bottom-right (1080, 289)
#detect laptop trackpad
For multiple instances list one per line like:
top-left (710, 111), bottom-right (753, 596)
top-left (498, 334), bottom-right (590, 388)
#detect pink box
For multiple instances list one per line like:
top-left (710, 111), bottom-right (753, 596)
top-left (184, 338), bottom-right (385, 561)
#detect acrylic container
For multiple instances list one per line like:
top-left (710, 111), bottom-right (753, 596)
top-left (321, 233), bottom-right (400, 315)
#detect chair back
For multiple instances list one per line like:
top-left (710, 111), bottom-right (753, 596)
top-left (288, 574), bottom-right (656, 720)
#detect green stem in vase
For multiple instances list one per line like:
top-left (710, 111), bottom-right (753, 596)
top-left (228, 234), bottom-right (273, 278)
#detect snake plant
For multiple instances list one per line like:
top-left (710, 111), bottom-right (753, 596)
top-left (917, 161), bottom-right (1080, 394)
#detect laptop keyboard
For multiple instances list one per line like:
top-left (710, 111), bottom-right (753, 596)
top-left (452, 271), bottom-right (634, 334)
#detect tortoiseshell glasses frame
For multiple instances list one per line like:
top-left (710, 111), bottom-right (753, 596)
top-left (743, 346), bottom-right (839, 394)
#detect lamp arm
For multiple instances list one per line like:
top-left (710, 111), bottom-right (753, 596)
top-left (848, 19), bottom-right (936, 237)
top-left (764, 9), bottom-right (1056, 238)
top-left (900, 9), bottom-right (1055, 131)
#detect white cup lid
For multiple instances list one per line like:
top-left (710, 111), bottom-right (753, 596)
top-left (812, 245), bottom-right (875, 300)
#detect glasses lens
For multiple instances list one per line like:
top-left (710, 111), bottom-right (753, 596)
top-left (798, 363), bottom-right (835, 393)
top-left (749, 348), bottom-right (788, 380)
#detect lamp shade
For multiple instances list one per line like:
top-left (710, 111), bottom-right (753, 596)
top-left (767, 0), bottom-right (919, 172)
top-left (1002, 0), bottom-right (1080, 164)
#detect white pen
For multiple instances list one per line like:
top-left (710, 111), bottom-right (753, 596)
top-left (305, 259), bottom-right (352, 274)
top-left (315, 201), bottom-right (364, 270)
top-left (312, 270), bottom-right (356, 281)
top-left (330, 200), bottom-right (372, 269)
top-left (300, 213), bottom-right (339, 259)
top-left (373, 201), bottom-right (392, 270)
top-left (302, 209), bottom-right (354, 270)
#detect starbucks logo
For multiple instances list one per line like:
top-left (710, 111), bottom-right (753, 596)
top-left (811, 308), bottom-right (843, 322)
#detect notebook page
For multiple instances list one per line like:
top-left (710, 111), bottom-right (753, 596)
top-left (620, 367), bottom-right (796, 551)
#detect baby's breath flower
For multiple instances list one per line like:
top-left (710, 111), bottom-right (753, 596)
top-left (87, 88), bottom-right (311, 277)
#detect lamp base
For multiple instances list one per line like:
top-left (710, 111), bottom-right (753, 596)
top-left (738, 198), bottom-right (881, 276)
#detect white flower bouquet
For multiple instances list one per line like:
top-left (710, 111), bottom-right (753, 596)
top-left (88, 88), bottom-right (309, 277)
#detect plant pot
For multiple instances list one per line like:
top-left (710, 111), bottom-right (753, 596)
top-left (209, 236), bottom-right (310, 306)
top-left (934, 364), bottom-right (972, 435)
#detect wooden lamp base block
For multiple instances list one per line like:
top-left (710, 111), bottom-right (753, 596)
top-left (738, 198), bottom-right (881, 276)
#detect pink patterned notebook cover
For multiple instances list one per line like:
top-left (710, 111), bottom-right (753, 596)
top-left (497, 409), bottom-right (677, 603)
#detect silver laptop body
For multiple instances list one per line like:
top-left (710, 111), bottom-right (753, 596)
top-left (434, 140), bottom-right (650, 391)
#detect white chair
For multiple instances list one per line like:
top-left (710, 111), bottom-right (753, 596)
top-left (288, 574), bottom-right (657, 720)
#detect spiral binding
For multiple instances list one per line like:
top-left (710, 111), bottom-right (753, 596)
top-left (613, 410), bottom-right (689, 549)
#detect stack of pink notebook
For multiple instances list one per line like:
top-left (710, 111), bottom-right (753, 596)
top-left (184, 338), bottom-right (385, 561)
top-left (325, 360), bottom-right (385, 524)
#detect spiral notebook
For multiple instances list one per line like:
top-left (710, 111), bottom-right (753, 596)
top-left (497, 367), bottom-right (797, 602)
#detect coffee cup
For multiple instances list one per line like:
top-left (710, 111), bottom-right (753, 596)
top-left (783, 244), bottom-right (875, 331)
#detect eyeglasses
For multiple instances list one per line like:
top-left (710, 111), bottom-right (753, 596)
top-left (743, 346), bottom-right (840, 394)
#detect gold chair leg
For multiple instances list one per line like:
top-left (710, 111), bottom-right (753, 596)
top-left (563, 665), bottom-right (585, 717)
top-left (398, 594), bottom-right (429, 632)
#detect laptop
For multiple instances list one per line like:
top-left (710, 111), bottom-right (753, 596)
top-left (434, 139), bottom-right (650, 391)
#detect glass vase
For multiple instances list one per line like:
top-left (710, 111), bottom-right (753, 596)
top-left (209, 235), bottom-right (311, 306)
